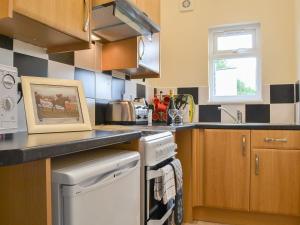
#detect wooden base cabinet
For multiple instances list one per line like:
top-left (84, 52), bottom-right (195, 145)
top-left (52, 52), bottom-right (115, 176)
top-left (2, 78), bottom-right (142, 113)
top-left (250, 149), bottom-right (300, 216)
top-left (0, 159), bottom-right (52, 225)
top-left (193, 129), bottom-right (300, 225)
top-left (203, 129), bottom-right (251, 211)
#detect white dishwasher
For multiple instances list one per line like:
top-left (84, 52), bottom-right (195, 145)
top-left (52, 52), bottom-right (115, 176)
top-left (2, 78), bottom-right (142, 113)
top-left (52, 150), bottom-right (140, 225)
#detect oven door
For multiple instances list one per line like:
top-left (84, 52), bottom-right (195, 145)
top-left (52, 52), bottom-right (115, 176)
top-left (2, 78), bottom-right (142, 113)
top-left (145, 158), bottom-right (175, 225)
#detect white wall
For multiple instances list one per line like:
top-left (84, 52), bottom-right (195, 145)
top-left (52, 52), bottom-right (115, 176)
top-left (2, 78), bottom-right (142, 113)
top-left (150, 0), bottom-right (297, 88)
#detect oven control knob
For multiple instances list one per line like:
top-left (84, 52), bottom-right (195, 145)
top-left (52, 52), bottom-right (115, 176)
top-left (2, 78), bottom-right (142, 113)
top-left (1, 97), bottom-right (14, 112)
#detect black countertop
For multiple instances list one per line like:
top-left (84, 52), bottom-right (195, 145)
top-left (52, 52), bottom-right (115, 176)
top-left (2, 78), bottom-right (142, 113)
top-left (2, 123), bottom-right (300, 166)
top-left (195, 123), bottom-right (300, 130)
top-left (114, 123), bottom-right (300, 132)
top-left (0, 130), bottom-right (141, 166)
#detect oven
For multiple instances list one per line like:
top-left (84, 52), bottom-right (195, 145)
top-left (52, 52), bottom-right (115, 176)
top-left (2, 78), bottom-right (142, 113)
top-left (133, 130), bottom-right (178, 225)
top-left (145, 157), bottom-right (176, 225)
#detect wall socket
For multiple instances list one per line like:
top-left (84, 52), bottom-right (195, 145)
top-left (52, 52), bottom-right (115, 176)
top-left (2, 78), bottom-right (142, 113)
top-left (179, 0), bottom-right (194, 12)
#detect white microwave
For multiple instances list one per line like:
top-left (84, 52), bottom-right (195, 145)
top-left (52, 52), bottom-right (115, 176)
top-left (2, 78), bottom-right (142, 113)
top-left (0, 64), bottom-right (18, 132)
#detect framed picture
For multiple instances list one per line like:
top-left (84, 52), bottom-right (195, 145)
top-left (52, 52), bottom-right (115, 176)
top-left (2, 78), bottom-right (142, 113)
top-left (21, 76), bottom-right (92, 134)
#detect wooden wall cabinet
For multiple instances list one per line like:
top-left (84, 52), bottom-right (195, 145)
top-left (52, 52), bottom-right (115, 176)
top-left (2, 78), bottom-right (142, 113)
top-left (101, 0), bottom-right (160, 78)
top-left (136, 0), bottom-right (160, 25)
top-left (0, 0), bottom-right (91, 53)
top-left (203, 129), bottom-right (251, 211)
top-left (102, 33), bottom-right (160, 78)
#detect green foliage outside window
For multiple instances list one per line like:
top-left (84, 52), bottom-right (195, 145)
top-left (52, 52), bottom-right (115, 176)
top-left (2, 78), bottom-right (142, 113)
top-left (237, 80), bottom-right (256, 95)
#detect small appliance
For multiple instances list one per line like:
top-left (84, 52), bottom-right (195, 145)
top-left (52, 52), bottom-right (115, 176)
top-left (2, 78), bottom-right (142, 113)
top-left (106, 99), bottom-right (148, 125)
top-left (0, 64), bottom-right (18, 131)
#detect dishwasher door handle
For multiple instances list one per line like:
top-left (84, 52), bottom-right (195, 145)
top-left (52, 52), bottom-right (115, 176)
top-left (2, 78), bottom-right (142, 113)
top-left (63, 160), bottom-right (139, 196)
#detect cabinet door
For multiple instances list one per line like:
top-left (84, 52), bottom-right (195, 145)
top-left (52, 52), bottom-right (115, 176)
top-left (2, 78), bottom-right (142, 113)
top-left (138, 33), bottom-right (160, 73)
top-left (251, 149), bottom-right (300, 216)
top-left (13, 0), bottom-right (90, 41)
top-left (128, 0), bottom-right (137, 5)
top-left (136, 0), bottom-right (160, 25)
top-left (203, 129), bottom-right (251, 211)
top-left (0, 0), bottom-right (12, 19)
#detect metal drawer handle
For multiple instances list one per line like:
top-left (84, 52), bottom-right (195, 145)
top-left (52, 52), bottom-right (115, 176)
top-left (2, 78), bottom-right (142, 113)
top-left (241, 135), bottom-right (247, 156)
top-left (83, 0), bottom-right (90, 32)
top-left (255, 154), bottom-right (260, 176)
top-left (264, 137), bottom-right (288, 143)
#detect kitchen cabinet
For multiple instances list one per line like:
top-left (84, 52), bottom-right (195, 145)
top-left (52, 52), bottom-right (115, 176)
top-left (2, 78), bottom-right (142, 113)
top-left (100, 0), bottom-right (160, 78)
top-left (128, 0), bottom-right (137, 5)
top-left (0, 0), bottom-right (91, 53)
top-left (0, 159), bottom-right (52, 225)
top-left (250, 130), bottom-right (300, 216)
top-left (136, 0), bottom-right (160, 25)
top-left (250, 149), bottom-right (300, 216)
top-left (251, 130), bottom-right (300, 149)
top-left (102, 33), bottom-right (160, 78)
top-left (203, 129), bottom-right (251, 211)
top-left (193, 128), bottom-right (300, 223)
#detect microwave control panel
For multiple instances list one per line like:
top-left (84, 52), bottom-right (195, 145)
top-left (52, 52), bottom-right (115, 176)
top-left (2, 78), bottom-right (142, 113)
top-left (0, 64), bottom-right (18, 131)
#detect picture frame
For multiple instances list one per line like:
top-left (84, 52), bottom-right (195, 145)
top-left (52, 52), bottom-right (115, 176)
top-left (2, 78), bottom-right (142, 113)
top-left (21, 76), bottom-right (92, 134)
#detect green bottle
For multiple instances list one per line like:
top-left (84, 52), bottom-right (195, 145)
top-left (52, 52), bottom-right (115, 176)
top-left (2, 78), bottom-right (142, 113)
top-left (167, 90), bottom-right (176, 125)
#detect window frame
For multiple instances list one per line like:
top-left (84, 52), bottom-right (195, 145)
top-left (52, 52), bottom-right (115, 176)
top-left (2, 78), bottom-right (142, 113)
top-left (208, 23), bottom-right (262, 104)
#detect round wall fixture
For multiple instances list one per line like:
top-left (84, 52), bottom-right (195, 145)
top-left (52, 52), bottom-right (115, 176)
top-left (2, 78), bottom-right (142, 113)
top-left (179, 0), bottom-right (194, 12)
top-left (182, 0), bottom-right (191, 8)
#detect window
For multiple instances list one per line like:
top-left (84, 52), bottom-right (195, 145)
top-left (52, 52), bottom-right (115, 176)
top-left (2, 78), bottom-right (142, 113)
top-left (209, 23), bottom-right (261, 103)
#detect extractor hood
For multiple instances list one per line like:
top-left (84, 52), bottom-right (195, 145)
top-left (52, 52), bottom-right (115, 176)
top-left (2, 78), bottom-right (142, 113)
top-left (92, 0), bottom-right (160, 42)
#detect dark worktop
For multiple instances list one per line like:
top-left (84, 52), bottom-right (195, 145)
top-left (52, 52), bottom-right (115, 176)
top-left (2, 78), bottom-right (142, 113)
top-left (195, 123), bottom-right (300, 130)
top-left (2, 122), bottom-right (300, 166)
top-left (0, 130), bottom-right (141, 166)
top-left (112, 123), bottom-right (300, 132)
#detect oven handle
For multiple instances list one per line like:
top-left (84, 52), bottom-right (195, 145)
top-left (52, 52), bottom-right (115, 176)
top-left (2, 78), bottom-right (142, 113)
top-left (147, 169), bottom-right (164, 180)
top-left (146, 153), bottom-right (177, 181)
top-left (147, 203), bottom-right (175, 225)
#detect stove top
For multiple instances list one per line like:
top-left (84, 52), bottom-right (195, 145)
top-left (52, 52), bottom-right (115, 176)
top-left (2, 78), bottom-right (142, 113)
top-left (140, 131), bottom-right (165, 137)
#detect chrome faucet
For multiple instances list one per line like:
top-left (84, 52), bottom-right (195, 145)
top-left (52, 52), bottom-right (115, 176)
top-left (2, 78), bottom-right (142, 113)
top-left (218, 106), bottom-right (243, 124)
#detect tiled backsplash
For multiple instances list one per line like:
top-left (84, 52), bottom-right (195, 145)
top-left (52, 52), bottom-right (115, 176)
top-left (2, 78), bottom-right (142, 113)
top-left (0, 35), bottom-right (153, 131)
top-left (156, 84), bottom-right (298, 124)
top-left (1, 33), bottom-right (299, 130)
top-left (296, 81), bottom-right (300, 124)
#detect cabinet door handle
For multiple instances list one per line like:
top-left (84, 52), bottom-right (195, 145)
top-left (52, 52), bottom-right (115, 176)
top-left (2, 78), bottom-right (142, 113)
top-left (83, 0), bottom-right (90, 32)
top-left (241, 135), bottom-right (247, 156)
top-left (255, 154), bottom-right (260, 176)
top-left (138, 37), bottom-right (145, 60)
top-left (264, 137), bottom-right (288, 143)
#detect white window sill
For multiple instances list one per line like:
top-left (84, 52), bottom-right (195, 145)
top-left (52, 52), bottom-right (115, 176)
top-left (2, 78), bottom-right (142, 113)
top-left (208, 97), bottom-right (264, 105)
